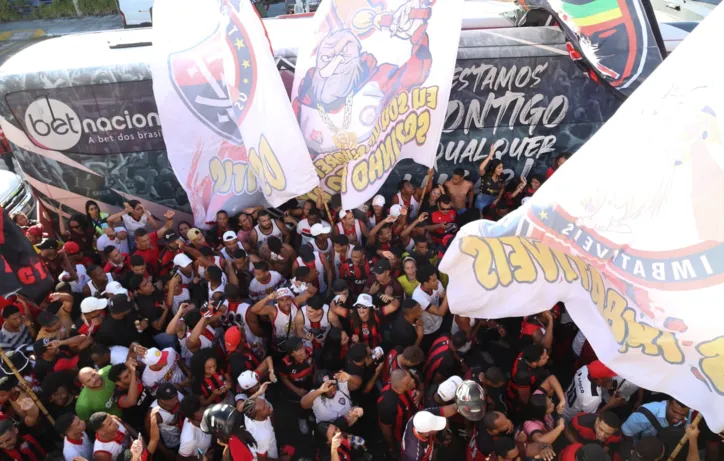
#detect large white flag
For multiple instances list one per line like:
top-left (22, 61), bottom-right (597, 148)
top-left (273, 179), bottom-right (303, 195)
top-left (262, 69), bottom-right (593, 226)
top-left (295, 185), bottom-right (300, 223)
top-left (151, 0), bottom-right (318, 226)
top-left (290, 0), bottom-right (464, 209)
top-left (439, 6), bottom-right (724, 430)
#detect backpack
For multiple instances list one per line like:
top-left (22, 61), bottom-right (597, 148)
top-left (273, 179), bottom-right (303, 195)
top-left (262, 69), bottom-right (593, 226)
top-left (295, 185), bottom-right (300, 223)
top-left (636, 406), bottom-right (687, 461)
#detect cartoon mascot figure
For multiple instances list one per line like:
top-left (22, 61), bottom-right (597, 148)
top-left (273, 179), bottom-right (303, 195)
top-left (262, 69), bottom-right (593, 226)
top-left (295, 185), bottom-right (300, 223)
top-left (293, 0), bottom-right (434, 154)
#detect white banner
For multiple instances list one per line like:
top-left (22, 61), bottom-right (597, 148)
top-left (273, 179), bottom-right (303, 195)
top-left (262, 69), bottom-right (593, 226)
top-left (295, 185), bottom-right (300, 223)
top-left (291, 0), bottom-right (464, 209)
top-left (439, 6), bottom-right (724, 431)
top-left (151, 0), bottom-right (318, 226)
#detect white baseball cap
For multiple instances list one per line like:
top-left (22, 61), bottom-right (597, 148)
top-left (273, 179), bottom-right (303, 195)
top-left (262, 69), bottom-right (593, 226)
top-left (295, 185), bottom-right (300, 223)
top-left (237, 370), bottom-right (259, 390)
top-left (173, 253), bottom-right (193, 268)
top-left (372, 195), bottom-right (386, 207)
top-left (80, 297), bottom-right (108, 314)
top-left (113, 227), bottom-right (127, 233)
top-left (354, 293), bottom-right (375, 308)
top-left (338, 209), bottom-right (351, 219)
top-left (311, 223), bottom-right (331, 237)
top-left (413, 411), bottom-right (447, 433)
top-left (389, 204), bottom-right (402, 217)
top-left (276, 287), bottom-right (294, 299)
top-left (102, 281), bottom-right (128, 296)
top-left (437, 375), bottom-right (463, 401)
top-left (223, 231), bottom-right (237, 242)
top-left (142, 347), bottom-right (169, 367)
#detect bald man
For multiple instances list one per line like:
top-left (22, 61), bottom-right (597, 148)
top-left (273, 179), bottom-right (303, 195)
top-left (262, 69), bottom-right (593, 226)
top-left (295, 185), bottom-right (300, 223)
top-left (76, 365), bottom-right (121, 420)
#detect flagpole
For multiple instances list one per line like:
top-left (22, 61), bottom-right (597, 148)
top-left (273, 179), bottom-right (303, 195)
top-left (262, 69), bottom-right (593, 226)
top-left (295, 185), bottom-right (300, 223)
top-left (418, 168), bottom-right (435, 210)
top-left (639, 0), bottom-right (668, 58)
top-left (317, 186), bottom-right (335, 226)
top-left (0, 346), bottom-right (55, 426)
top-left (665, 413), bottom-right (702, 461)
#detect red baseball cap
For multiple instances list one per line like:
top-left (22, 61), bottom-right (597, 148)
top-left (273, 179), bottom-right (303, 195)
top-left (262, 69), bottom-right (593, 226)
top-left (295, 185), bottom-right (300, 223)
top-left (224, 326), bottom-right (242, 353)
top-left (26, 226), bottom-right (44, 237)
top-left (588, 360), bottom-right (617, 379)
top-left (63, 241), bottom-right (80, 255)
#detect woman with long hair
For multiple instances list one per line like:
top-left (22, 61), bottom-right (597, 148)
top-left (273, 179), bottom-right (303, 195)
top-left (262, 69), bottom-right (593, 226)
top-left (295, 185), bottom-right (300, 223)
top-left (420, 184), bottom-right (444, 215)
top-left (476, 145), bottom-right (506, 216)
top-left (316, 421), bottom-right (368, 461)
top-left (366, 195), bottom-right (388, 229)
top-left (521, 391), bottom-right (565, 445)
top-left (59, 213), bottom-right (96, 258)
top-left (190, 348), bottom-right (233, 406)
top-left (85, 200), bottom-right (110, 235)
top-left (320, 327), bottom-right (350, 372)
top-left (397, 257), bottom-right (419, 297)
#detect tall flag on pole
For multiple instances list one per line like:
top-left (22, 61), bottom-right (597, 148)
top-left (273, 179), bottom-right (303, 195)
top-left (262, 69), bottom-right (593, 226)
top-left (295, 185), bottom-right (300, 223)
top-left (151, 0), bottom-right (319, 226)
top-left (440, 5), bottom-right (724, 431)
top-left (291, 0), bottom-right (465, 210)
top-left (517, 0), bottom-right (663, 98)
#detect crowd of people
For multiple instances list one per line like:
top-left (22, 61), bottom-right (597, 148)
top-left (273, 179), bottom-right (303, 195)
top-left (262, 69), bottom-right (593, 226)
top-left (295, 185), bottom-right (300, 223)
top-left (0, 149), bottom-right (717, 461)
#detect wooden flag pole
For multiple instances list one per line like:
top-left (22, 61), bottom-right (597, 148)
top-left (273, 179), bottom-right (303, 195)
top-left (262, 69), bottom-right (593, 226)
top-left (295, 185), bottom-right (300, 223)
top-left (666, 413), bottom-right (702, 461)
top-left (318, 186), bottom-right (335, 225)
top-left (0, 346), bottom-right (55, 426)
top-left (417, 168), bottom-right (435, 211)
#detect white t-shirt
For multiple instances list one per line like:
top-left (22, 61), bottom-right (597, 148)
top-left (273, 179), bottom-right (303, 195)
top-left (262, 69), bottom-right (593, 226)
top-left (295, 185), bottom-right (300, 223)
top-left (563, 365), bottom-right (602, 420)
top-left (178, 418), bottom-right (212, 457)
top-left (63, 432), bottom-right (93, 461)
top-left (245, 408), bottom-right (278, 459)
top-left (121, 213), bottom-right (148, 234)
top-left (110, 346), bottom-right (129, 365)
top-left (297, 219), bottom-right (331, 246)
top-left (312, 381), bottom-right (352, 423)
top-left (60, 264), bottom-right (90, 294)
top-left (249, 271), bottom-right (286, 301)
top-left (142, 348), bottom-right (186, 389)
top-left (97, 234), bottom-right (130, 255)
top-left (412, 281), bottom-right (445, 334)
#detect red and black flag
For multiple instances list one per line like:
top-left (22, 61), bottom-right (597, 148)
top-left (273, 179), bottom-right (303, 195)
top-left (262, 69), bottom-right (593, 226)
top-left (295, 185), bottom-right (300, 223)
top-left (517, 0), bottom-right (664, 98)
top-left (0, 206), bottom-right (53, 303)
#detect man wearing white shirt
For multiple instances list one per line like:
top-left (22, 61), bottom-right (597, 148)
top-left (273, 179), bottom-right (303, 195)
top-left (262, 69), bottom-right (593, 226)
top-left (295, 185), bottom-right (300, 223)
top-left (411, 265), bottom-right (448, 350)
top-left (56, 413), bottom-right (93, 461)
top-left (296, 209), bottom-right (330, 247)
top-left (178, 394), bottom-right (212, 459)
top-left (97, 227), bottom-right (130, 255)
top-left (241, 397), bottom-right (279, 459)
top-left (563, 360), bottom-right (619, 420)
top-left (301, 371), bottom-right (364, 426)
top-left (60, 263), bottom-right (90, 294)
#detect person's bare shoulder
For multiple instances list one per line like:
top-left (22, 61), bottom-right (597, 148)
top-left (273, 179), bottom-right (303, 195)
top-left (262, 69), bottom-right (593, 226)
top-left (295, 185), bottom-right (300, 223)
top-left (464, 179), bottom-right (474, 190)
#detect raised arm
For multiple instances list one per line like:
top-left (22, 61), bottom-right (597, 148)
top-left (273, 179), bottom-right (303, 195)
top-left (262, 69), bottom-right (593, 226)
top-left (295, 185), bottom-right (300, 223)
top-left (155, 210), bottom-right (175, 239)
top-left (478, 145), bottom-right (495, 176)
top-left (250, 292), bottom-right (278, 318)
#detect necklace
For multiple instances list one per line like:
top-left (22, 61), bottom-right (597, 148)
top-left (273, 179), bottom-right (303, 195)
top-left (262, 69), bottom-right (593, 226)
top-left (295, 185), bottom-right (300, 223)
top-left (317, 94), bottom-right (357, 149)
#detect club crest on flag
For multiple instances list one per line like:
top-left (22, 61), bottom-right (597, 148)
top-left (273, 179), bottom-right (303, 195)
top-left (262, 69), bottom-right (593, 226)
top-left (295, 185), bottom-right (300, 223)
top-left (168, 0), bottom-right (257, 145)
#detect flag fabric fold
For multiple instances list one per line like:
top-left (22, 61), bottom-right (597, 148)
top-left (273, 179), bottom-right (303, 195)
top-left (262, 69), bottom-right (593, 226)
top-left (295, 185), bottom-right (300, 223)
top-left (517, 0), bottom-right (663, 98)
top-left (291, 0), bottom-right (465, 209)
top-left (151, 0), bottom-right (319, 226)
top-left (440, 5), bottom-right (724, 431)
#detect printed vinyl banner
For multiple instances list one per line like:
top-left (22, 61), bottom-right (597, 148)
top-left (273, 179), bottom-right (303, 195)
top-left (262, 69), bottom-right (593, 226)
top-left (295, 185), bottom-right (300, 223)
top-left (151, 0), bottom-right (319, 225)
top-left (440, 6), bottom-right (724, 431)
top-left (291, 0), bottom-right (465, 210)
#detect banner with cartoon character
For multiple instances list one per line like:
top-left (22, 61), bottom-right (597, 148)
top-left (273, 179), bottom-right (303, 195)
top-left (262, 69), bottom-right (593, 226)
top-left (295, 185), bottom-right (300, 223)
top-left (291, 0), bottom-right (465, 210)
top-left (516, 0), bottom-right (663, 98)
top-left (440, 6), bottom-right (724, 431)
top-left (151, 0), bottom-right (319, 226)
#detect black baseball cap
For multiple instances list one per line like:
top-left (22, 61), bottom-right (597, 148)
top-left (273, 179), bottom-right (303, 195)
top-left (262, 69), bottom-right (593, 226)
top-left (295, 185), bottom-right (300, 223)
top-left (33, 338), bottom-right (50, 356)
top-left (37, 311), bottom-right (59, 328)
top-left (156, 382), bottom-right (177, 401)
top-left (372, 259), bottom-right (391, 274)
top-left (163, 230), bottom-right (179, 244)
top-left (109, 294), bottom-right (134, 314)
top-left (36, 238), bottom-right (58, 250)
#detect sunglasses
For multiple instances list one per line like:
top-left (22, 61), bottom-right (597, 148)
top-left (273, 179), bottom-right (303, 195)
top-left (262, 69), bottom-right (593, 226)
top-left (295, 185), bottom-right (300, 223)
top-left (356, 305), bottom-right (370, 309)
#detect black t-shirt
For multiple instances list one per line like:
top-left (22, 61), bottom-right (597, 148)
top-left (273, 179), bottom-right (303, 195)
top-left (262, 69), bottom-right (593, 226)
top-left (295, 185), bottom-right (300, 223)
top-left (473, 422), bottom-right (499, 456)
top-left (391, 315), bottom-right (418, 349)
top-left (135, 291), bottom-right (167, 333)
top-left (95, 314), bottom-right (142, 348)
top-left (479, 175), bottom-right (504, 196)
